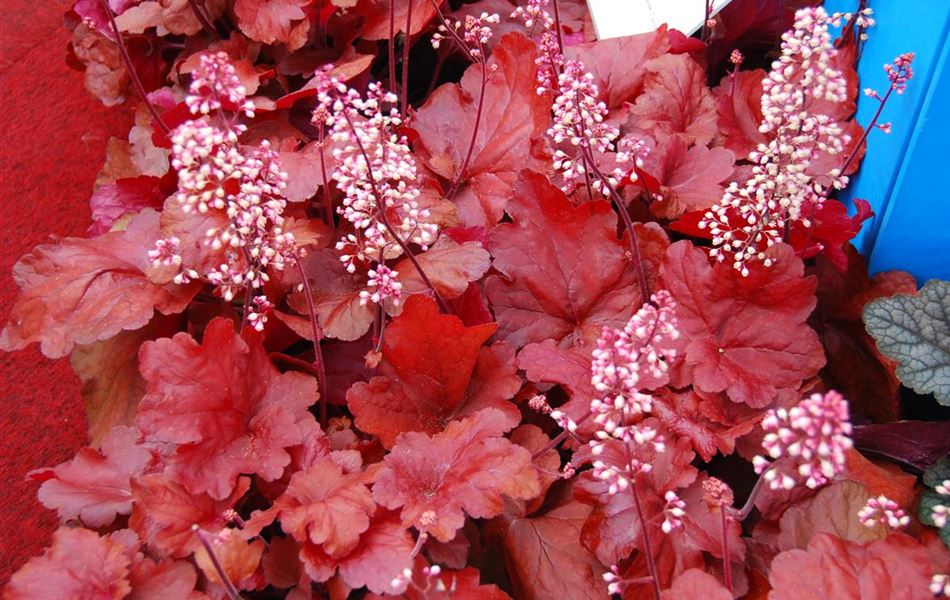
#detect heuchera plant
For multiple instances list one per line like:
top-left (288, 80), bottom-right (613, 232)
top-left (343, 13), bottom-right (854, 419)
top-left (4, 0), bottom-right (949, 598)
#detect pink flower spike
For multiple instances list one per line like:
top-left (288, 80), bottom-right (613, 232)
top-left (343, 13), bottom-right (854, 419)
top-left (857, 495), bottom-right (910, 530)
top-left (884, 52), bottom-right (915, 94)
top-left (186, 51), bottom-right (255, 118)
top-left (754, 390), bottom-right (853, 490)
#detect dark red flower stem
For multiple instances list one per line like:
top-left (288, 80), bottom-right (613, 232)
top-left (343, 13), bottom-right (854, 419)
top-left (99, 0), bottom-right (169, 135)
top-left (294, 252), bottom-right (328, 428)
top-left (192, 526), bottom-right (242, 600)
top-left (400, 0), bottom-right (414, 113)
top-left (551, 0), bottom-right (564, 52)
top-left (388, 1), bottom-right (398, 93)
top-left (530, 412), bottom-right (593, 460)
top-left (701, 0), bottom-right (712, 42)
top-left (317, 122), bottom-right (334, 229)
top-left (631, 482), bottom-right (662, 600)
top-left (720, 506), bottom-right (732, 592)
top-left (337, 110), bottom-right (450, 313)
top-left (728, 466), bottom-right (769, 522)
top-left (838, 84), bottom-right (895, 176)
top-left (582, 147), bottom-right (650, 304)
top-left (447, 59), bottom-right (487, 197)
top-left (187, 0), bottom-right (218, 39)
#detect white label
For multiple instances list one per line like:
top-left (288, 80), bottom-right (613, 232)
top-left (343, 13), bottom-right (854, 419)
top-left (586, 0), bottom-right (735, 40)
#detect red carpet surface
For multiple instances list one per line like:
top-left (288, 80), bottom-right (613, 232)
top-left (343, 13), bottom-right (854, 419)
top-left (1, 2), bottom-right (134, 583)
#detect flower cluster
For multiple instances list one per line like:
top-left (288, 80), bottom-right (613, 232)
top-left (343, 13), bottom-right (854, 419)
top-left (431, 12), bottom-right (500, 61)
top-left (661, 490), bottom-right (686, 533)
top-left (587, 290), bottom-right (680, 494)
top-left (828, 7), bottom-right (876, 39)
top-left (152, 52), bottom-right (295, 328)
top-left (753, 390), bottom-right (853, 490)
top-left (863, 52), bottom-right (916, 134)
top-left (857, 495), bottom-right (910, 530)
top-left (700, 7), bottom-right (848, 275)
top-left (313, 74), bottom-right (438, 303)
top-left (933, 574), bottom-right (950, 598)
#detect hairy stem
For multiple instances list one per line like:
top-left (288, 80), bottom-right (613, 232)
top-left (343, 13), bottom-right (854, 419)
top-left (317, 123), bottom-right (334, 229)
top-left (99, 0), bottom-right (169, 135)
top-left (388, 1), bottom-right (397, 92)
top-left (294, 252), bottom-right (328, 428)
top-left (400, 0), bottom-right (414, 112)
top-left (192, 526), bottom-right (242, 600)
top-left (531, 412), bottom-right (593, 460)
top-left (728, 467), bottom-right (770, 522)
top-left (720, 506), bottom-right (732, 592)
top-left (186, 0), bottom-right (218, 38)
top-left (582, 147), bottom-right (650, 304)
top-left (631, 482), bottom-right (662, 600)
top-left (447, 57), bottom-right (487, 197)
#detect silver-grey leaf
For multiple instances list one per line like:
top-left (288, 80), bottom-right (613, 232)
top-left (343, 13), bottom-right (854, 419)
top-left (862, 280), bottom-right (950, 406)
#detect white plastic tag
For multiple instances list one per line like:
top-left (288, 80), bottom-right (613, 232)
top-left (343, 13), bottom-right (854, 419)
top-left (586, 0), bottom-right (735, 40)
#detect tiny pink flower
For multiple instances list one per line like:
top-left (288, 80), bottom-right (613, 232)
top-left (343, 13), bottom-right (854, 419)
top-left (857, 495), bottom-right (910, 530)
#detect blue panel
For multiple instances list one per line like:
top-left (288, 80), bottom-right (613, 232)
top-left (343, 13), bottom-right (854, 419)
top-left (824, 0), bottom-right (950, 283)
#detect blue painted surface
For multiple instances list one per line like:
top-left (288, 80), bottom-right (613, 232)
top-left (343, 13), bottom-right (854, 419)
top-left (824, 0), bottom-right (950, 283)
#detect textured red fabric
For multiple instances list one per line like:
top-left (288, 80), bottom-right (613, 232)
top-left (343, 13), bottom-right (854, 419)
top-left (1, 1), bottom-right (134, 583)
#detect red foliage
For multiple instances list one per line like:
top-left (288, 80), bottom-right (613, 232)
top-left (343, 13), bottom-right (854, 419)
top-left (5, 2), bottom-right (944, 598)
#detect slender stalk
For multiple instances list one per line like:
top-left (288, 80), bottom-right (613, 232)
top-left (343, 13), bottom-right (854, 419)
top-left (269, 352), bottom-right (320, 376)
top-left (99, 0), bottom-right (169, 135)
top-left (720, 507), bottom-right (732, 592)
top-left (294, 253), bottom-right (328, 427)
top-left (701, 0), bottom-right (712, 42)
top-left (239, 281), bottom-right (253, 332)
top-left (630, 483), bottom-right (662, 600)
top-left (531, 412), bottom-right (593, 460)
top-left (187, 0), bottom-right (218, 38)
top-left (838, 85), bottom-right (894, 176)
top-left (338, 110), bottom-right (450, 312)
top-left (317, 123), bottom-right (334, 229)
top-left (551, 0), bottom-right (564, 52)
top-left (388, 1), bottom-right (398, 93)
top-left (727, 467), bottom-right (769, 522)
top-left (192, 526), bottom-right (242, 600)
top-left (447, 59), bottom-right (487, 197)
top-left (582, 147), bottom-right (650, 304)
top-left (399, 0), bottom-right (414, 112)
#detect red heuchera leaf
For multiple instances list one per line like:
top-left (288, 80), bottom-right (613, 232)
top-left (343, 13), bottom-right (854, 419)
top-left (348, 296), bottom-right (520, 447)
top-left (6, 527), bottom-right (132, 599)
top-left (358, 0), bottom-right (436, 39)
top-left (233, 0), bottom-right (310, 49)
top-left (137, 317), bottom-right (318, 499)
top-left (768, 533), bottom-right (933, 600)
top-left (628, 54), bottom-right (718, 146)
top-left (563, 28), bottom-right (671, 109)
top-left (405, 566), bottom-right (512, 600)
top-left (660, 241), bottom-right (824, 408)
top-left (640, 135), bottom-right (735, 219)
top-left (652, 388), bottom-right (759, 461)
top-left (809, 246), bottom-right (917, 422)
top-left (852, 421), bottom-right (950, 473)
top-left (269, 456), bottom-right (377, 559)
top-left (485, 171), bottom-right (668, 349)
top-left (373, 408), bottom-right (540, 542)
top-left (89, 175), bottom-right (166, 235)
top-left (412, 34), bottom-right (550, 224)
top-left (127, 552), bottom-right (200, 599)
top-left (660, 568), bottom-right (732, 600)
top-left (788, 199), bottom-right (873, 270)
top-left (299, 510), bottom-right (414, 595)
top-left (130, 473), bottom-right (250, 558)
top-left (33, 425), bottom-right (151, 528)
top-left (195, 532), bottom-right (266, 591)
top-left (395, 237), bottom-right (491, 299)
top-left (289, 248), bottom-right (375, 342)
top-left (70, 313), bottom-right (181, 445)
top-left (494, 492), bottom-right (608, 600)
top-left (1, 209), bottom-right (197, 358)
top-left (775, 480), bottom-right (885, 552)
top-left (714, 69), bottom-right (767, 159)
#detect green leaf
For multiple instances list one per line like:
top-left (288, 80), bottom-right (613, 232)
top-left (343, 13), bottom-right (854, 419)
top-left (863, 280), bottom-right (950, 405)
